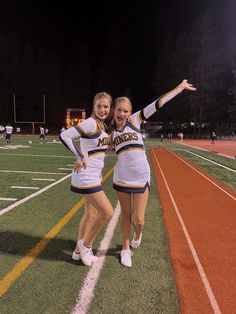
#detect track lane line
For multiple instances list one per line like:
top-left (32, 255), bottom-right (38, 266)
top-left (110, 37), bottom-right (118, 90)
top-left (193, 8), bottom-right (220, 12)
top-left (168, 149), bottom-right (236, 201)
top-left (151, 148), bottom-right (222, 314)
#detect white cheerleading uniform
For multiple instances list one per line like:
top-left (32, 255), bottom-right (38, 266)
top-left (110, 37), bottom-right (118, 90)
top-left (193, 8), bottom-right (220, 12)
top-left (112, 86), bottom-right (183, 193)
top-left (59, 117), bottom-right (109, 194)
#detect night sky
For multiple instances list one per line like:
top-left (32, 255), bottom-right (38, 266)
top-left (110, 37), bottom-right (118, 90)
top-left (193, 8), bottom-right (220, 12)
top-left (1, 0), bottom-right (236, 105)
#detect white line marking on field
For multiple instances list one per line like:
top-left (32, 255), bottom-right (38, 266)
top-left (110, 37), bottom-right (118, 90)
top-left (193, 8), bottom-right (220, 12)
top-left (0, 170), bottom-right (66, 175)
top-left (32, 178), bottom-right (56, 181)
top-left (0, 174), bottom-right (71, 216)
top-left (71, 202), bottom-right (121, 314)
top-left (152, 149), bottom-right (222, 314)
top-left (0, 153), bottom-right (73, 158)
top-left (184, 150), bottom-right (236, 173)
top-left (11, 186), bottom-right (40, 190)
top-left (0, 197), bottom-right (18, 201)
top-left (169, 150), bottom-right (236, 201)
top-left (58, 168), bottom-right (72, 171)
top-left (66, 164), bottom-right (74, 167)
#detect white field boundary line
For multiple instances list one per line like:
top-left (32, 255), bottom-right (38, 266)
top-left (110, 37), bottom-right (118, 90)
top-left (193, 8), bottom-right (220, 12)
top-left (177, 142), bottom-right (235, 159)
top-left (0, 174), bottom-right (71, 216)
top-left (151, 149), bottom-right (222, 314)
top-left (0, 152), bottom-right (73, 158)
top-left (71, 202), bottom-right (121, 314)
top-left (0, 170), bottom-right (67, 175)
top-left (183, 150), bottom-right (236, 173)
top-left (168, 149), bottom-right (236, 201)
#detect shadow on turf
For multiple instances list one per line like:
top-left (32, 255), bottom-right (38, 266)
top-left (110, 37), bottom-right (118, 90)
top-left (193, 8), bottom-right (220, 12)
top-left (0, 231), bottom-right (123, 264)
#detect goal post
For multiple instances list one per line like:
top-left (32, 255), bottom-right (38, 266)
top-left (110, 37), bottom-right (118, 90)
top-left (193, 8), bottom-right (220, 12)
top-left (13, 94), bottom-right (46, 134)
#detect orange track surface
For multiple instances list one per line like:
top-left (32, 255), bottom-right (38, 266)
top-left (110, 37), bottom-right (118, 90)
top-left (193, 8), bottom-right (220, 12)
top-left (150, 147), bottom-right (236, 314)
top-left (176, 139), bottom-right (236, 159)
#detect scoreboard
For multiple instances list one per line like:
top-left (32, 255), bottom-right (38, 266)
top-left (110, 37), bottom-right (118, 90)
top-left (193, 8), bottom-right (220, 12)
top-left (66, 108), bottom-right (86, 128)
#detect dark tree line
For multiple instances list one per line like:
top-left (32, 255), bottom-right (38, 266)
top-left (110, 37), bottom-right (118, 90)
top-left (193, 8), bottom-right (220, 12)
top-left (0, 10), bottom-right (235, 133)
top-left (151, 10), bottom-right (235, 134)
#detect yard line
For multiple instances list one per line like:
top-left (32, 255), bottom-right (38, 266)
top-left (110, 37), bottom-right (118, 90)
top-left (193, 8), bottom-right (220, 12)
top-left (66, 164), bottom-right (74, 166)
top-left (0, 168), bottom-right (113, 296)
top-left (0, 153), bottom-right (73, 158)
top-left (0, 170), bottom-right (66, 175)
top-left (11, 186), bottom-right (40, 190)
top-left (184, 150), bottom-right (236, 173)
top-left (169, 149), bottom-right (236, 201)
top-left (152, 149), bottom-right (222, 314)
top-left (0, 197), bottom-right (17, 201)
top-left (58, 168), bottom-right (72, 171)
top-left (32, 178), bottom-right (56, 181)
top-left (71, 202), bottom-right (121, 314)
top-left (0, 174), bottom-right (71, 216)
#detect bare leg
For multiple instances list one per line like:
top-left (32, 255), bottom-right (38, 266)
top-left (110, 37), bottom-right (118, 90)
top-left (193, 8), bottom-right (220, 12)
top-left (82, 191), bottom-right (113, 248)
top-left (75, 201), bottom-right (98, 252)
top-left (117, 191), bottom-right (132, 250)
top-left (132, 188), bottom-right (149, 240)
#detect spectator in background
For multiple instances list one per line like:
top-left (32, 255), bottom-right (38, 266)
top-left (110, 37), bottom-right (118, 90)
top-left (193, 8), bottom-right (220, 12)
top-left (211, 131), bottom-right (217, 144)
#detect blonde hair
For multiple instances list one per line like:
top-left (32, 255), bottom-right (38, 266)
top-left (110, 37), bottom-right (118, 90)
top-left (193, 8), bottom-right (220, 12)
top-left (91, 92), bottom-right (113, 131)
top-left (114, 96), bottom-right (132, 111)
top-left (107, 96), bottom-right (132, 134)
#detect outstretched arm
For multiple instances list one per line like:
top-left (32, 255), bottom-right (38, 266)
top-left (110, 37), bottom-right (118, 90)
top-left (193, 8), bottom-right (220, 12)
top-left (141, 79), bottom-right (196, 120)
top-left (157, 79), bottom-right (196, 109)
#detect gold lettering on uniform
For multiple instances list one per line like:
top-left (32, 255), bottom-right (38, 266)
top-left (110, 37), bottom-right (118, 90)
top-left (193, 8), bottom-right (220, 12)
top-left (113, 132), bottom-right (138, 147)
top-left (97, 137), bottom-right (110, 147)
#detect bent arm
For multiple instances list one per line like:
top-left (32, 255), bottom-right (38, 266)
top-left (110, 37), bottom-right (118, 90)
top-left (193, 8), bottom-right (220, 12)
top-left (59, 127), bottom-right (85, 160)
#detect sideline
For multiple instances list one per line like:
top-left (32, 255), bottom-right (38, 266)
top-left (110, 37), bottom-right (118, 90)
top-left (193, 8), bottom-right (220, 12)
top-left (0, 167), bottom-right (114, 296)
top-left (151, 148), bottom-right (222, 314)
top-left (71, 202), bottom-right (121, 314)
top-left (184, 150), bottom-right (236, 173)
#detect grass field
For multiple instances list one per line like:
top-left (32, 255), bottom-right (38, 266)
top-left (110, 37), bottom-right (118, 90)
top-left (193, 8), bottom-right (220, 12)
top-left (0, 135), bottom-right (235, 313)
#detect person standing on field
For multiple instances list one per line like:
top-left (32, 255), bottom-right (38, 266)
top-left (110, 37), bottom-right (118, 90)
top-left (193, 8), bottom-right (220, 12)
top-left (108, 79), bottom-right (196, 267)
top-left (59, 92), bottom-right (114, 267)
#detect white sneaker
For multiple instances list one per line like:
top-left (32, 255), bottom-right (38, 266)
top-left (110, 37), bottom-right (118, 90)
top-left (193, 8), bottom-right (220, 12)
top-left (120, 250), bottom-right (132, 267)
top-left (131, 233), bottom-right (142, 248)
top-left (78, 240), bottom-right (98, 266)
top-left (72, 250), bottom-right (98, 263)
top-left (72, 251), bottom-right (80, 261)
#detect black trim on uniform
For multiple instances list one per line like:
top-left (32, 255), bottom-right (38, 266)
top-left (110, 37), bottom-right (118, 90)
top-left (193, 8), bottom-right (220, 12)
top-left (140, 110), bottom-right (146, 121)
top-left (81, 131), bottom-right (102, 139)
top-left (116, 143), bottom-right (144, 155)
top-left (71, 185), bottom-right (103, 194)
top-left (113, 182), bottom-right (150, 194)
top-left (88, 149), bottom-right (107, 155)
top-left (59, 135), bottom-right (84, 159)
top-left (126, 121), bottom-right (140, 133)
